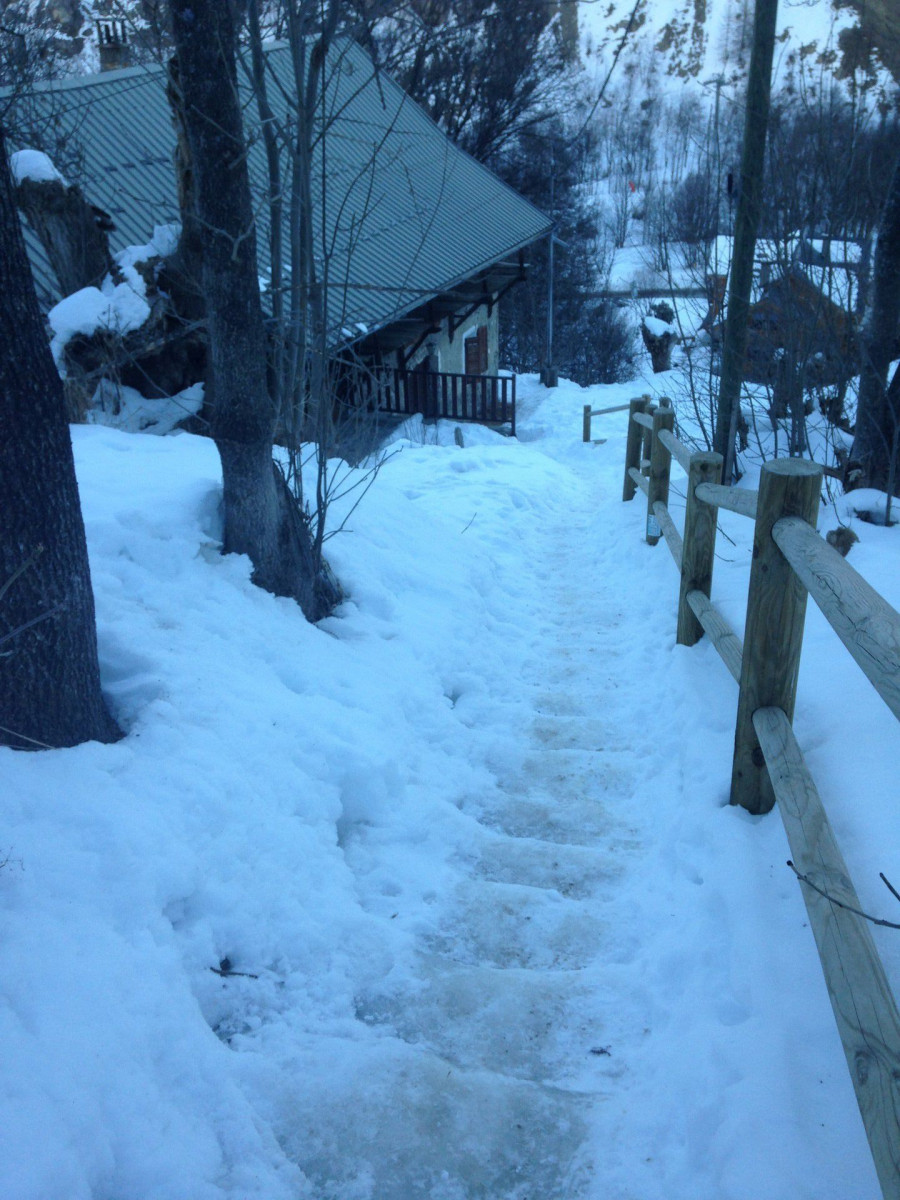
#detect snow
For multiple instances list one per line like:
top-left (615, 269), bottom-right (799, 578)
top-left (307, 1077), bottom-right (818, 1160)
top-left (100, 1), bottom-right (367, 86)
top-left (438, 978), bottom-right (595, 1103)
top-left (642, 315), bottom-right (672, 338)
top-left (45, 227), bottom-right (174, 368)
top-left (3, 375), bottom-right (899, 1198)
top-left (9, 148), bottom-right (66, 187)
top-left (48, 282), bottom-right (152, 368)
top-left (88, 379), bottom-right (205, 435)
top-left (114, 223), bottom-right (181, 298)
top-left (578, 0), bottom-right (878, 100)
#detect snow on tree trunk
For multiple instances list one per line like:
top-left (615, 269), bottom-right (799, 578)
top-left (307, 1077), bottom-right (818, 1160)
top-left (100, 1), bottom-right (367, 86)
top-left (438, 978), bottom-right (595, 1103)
top-left (640, 319), bottom-right (676, 373)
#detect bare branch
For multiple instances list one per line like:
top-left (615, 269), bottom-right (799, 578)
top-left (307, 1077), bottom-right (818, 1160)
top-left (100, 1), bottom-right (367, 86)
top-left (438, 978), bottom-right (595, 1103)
top-left (787, 861), bottom-right (900, 930)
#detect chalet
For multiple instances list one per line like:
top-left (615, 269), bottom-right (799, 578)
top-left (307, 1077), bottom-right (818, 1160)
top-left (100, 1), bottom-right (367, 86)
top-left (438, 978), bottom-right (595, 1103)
top-left (5, 40), bottom-right (552, 433)
top-left (702, 234), bottom-right (862, 387)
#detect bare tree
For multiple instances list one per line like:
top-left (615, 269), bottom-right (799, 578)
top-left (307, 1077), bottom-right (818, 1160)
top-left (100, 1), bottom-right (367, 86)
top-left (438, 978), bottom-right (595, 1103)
top-left (0, 126), bottom-right (119, 749)
top-left (713, 0), bottom-right (779, 480)
top-left (851, 152), bottom-right (900, 503)
top-left (356, 0), bottom-right (575, 168)
top-left (167, 0), bottom-right (338, 621)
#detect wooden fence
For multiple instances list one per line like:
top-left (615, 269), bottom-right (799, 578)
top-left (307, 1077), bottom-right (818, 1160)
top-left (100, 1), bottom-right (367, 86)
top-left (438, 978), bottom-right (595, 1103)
top-left (620, 394), bottom-right (900, 1199)
top-left (582, 401), bottom-right (631, 443)
top-left (377, 368), bottom-right (516, 435)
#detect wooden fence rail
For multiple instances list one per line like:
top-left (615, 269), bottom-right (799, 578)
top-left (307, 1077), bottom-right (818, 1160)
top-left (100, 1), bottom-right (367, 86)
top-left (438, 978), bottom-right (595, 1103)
top-left (582, 400), bottom-right (633, 442)
top-left (619, 398), bottom-right (900, 1200)
top-left (377, 368), bottom-right (516, 435)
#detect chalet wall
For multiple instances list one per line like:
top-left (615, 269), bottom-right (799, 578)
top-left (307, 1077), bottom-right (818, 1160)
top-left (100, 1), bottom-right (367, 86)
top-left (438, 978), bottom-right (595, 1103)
top-left (403, 301), bottom-right (499, 375)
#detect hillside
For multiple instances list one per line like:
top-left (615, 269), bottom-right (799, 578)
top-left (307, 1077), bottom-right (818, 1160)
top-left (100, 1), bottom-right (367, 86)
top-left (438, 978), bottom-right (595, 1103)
top-left (580, 0), bottom-right (896, 104)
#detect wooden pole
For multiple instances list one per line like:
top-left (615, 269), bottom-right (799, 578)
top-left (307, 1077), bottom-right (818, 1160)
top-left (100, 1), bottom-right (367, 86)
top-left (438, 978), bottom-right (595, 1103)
top-left (712, 0), bottom-right (779, 482)
top-left (641, 402), bottom-right (657, 476)
top-left (583, 404), bottom-right (591, 443)
top-left (622, 396), bottom-right (649, 501)
top-left (646, 404), bottom-right (675, 545)
top-left (730, 458), bottom-right (822, 813)
top-left (686, 590), bottom-right (744, 682)
top-left (677, 450), bottom-right (724, 645)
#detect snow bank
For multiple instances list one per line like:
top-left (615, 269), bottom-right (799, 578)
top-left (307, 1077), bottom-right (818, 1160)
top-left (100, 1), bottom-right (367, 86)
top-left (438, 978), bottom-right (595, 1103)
top-left (88, 379), bottom-right (205, 436)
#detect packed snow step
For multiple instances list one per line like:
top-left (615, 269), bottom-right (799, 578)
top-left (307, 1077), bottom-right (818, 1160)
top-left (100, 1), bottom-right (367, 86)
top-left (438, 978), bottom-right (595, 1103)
top-left (314, 450), bottom-right (641, 1197)
top-left (356, 959), bottom-right (604, 1085)
top-left (471, 835), bottom-right (622, 900)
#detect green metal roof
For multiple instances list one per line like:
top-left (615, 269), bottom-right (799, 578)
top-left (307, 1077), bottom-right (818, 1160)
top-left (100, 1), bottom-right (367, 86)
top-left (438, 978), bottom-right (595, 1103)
top-left (6, 40), bottom-right (552, 343)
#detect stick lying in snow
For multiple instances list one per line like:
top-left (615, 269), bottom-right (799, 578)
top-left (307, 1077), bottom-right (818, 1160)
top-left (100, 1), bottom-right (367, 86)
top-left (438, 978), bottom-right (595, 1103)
top-left (210, 957), bottom-right (259, 979)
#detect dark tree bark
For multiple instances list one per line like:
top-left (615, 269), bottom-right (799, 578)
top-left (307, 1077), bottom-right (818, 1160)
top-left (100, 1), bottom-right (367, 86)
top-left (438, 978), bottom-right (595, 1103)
top-left (13, 173), bottom-right (114, 295)
top-left (640, 321), bottom-right (676, 373)
top-left (0, 128), bottom-right (119, 749)
top-left (712, 0), bottom-right (778, 481)
top-left (168, 0), bottom-right (337, 621)
top-left (850, 154), bottom-right (900, 494)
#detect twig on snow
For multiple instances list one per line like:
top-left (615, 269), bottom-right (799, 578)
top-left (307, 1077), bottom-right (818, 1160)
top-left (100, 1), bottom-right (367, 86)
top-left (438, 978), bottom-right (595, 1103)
top-left (787, 861), bottom-right (900, 930)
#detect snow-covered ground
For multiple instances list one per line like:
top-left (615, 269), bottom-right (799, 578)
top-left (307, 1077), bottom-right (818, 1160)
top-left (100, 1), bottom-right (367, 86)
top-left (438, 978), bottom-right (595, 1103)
top-left (3, 374), bottom-right (899, 1199)
top-left (579, 0), bottom-right (873, 97)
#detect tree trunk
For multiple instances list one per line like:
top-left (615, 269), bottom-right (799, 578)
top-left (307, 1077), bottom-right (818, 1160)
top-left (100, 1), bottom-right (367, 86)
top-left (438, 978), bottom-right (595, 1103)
top-left (13, 173), bottom-right (114, 296)
top-left (850, 153), bottom-right (900, 494)
top-left (713, 0), bottom-right (779, 481)
top-left (0, 129), bottom-right (119, 749)
top-left (168, 0), bottom-right (336, 621)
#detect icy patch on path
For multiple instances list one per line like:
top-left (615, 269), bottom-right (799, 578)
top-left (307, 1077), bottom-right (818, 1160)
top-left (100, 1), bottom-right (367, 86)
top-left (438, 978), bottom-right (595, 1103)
top-left (304, 450), bottom-right (651, 1197)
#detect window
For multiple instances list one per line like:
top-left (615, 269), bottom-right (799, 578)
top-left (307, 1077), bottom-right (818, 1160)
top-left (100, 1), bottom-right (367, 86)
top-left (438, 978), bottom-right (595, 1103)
top-left (464, 325), bottom-right (488, 375)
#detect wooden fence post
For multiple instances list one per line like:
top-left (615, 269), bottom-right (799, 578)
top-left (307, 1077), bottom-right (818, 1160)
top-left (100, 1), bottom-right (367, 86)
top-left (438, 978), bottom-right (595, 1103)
top-left (646, 404), bottom-right (675, 545)
top-left (677, 450), bottom-right (724, 645)
top-left (641, 400), bottom-right (656, 476)
top-left (583, 405), bottom-right (591, 443)
top-left (622, 396), bottom-right (648, 501)
top-left (731, 458), bottom-right (822, 814)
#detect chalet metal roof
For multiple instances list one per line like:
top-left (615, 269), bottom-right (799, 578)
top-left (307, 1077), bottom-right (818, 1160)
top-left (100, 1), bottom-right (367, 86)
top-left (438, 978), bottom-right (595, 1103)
top-left (5, 40), bottom-right (552, 344)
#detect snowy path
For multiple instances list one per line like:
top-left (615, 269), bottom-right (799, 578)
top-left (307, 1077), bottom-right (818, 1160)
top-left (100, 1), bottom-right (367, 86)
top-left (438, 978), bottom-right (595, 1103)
top-left (299, 394), bottom-right (687, 1197)
top-left (4, 381), bottom-right (890, 1200)
top-left (295, 383), bottom-right (882, 1199)
top-left (340, 472), bottom-right (644, 1197)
